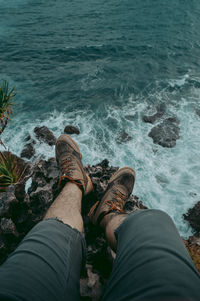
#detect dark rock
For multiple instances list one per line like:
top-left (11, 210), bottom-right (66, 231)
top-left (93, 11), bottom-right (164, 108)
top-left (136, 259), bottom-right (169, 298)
top-left (0, 185), bottom-right (18, 218)
top-left (21, 143), bottom-right (35, 159)
top-left (80, 264), bottom-right (104, 300)
top-left (143, 104), bottom-right (165, 124)
top-left (0, 218), bottom-right (18, 236)
top-left (184, 201), bottom-right (200, 235)
top-left (116, 130), bottom-right (132, 143)
top-left (64, 125), bottom-right (80, 135)
top-left (28, 158), bottom-right (59, 195)
top-left (29, 184), bottom-right (53, 213)
top-left (195, 108), bottom-right (200, 117)
top-left (98, 159), bottom-right (109, 169)
top-left (34, 126), bottom-right (56, 146)
top-left (148, 117), bottom-right (180, 148)
top-left (24, 134), bottom-right (32, 142)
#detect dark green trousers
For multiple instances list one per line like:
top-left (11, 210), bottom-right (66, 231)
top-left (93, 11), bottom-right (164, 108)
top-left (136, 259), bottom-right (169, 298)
top-left (0, 210), bottom-right (199, 301)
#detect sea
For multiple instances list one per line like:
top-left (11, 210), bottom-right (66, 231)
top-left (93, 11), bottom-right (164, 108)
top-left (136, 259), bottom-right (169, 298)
top-left (0, 0), bottom-right (200, 237)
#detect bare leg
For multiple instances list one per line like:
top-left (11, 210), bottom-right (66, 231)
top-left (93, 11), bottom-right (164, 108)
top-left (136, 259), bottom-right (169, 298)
top-left (44, 182), bottom-right (83, 232)
top-left (101, 213), bottom-right (128, 252)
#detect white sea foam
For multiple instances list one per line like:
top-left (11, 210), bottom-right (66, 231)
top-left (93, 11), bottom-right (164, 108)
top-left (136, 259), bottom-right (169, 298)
top-left (1, 78), bottom-right (200, 238)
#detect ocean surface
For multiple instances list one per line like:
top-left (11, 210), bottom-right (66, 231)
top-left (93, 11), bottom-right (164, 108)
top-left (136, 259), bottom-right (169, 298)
top-left (0, 0), bottom-right (200, 237)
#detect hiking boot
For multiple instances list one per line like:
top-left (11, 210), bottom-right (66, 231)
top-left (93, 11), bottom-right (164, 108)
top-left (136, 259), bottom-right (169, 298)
top-left (56, 134), bottom-right (93, 195)
top-left (88, 167), bottom-right (135, 226)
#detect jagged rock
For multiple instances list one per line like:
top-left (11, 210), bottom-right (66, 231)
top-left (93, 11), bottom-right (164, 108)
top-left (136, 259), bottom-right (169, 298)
top-left (64, 125), bottom-right (80, 135)
top-left (0, 218), bottom-right (18, 237)
top-left (148, 117), bottom-right (180, 148)
top-left (28, 158), bottom-right (59, 194)
top-left (143, 104), bottom-right (165, 124)
top-left (29, 184), bottom-right (53, 213)
top-left (116, 130), bottom-right (132, 143)
top-left (21, 143), bottom-right (35, 159)
top-left (0, 185), bottom-right (18, 218)
top-left (183, 201), bottom-right (200, 235)
top-left (34, 126), bottom-right (56, 146)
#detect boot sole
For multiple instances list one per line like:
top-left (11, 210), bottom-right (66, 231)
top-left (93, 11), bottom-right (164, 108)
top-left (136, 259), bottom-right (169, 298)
top-left (56, 134), bottom-right (82, 159)
top-left (108, 166), bottom-right (136, 184)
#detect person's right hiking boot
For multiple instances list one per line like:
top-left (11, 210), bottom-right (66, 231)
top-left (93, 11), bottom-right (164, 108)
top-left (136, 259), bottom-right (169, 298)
top-left (56, 134), bottom-right (93, 195)
top-left (88, 167), bottom-right (135, 226)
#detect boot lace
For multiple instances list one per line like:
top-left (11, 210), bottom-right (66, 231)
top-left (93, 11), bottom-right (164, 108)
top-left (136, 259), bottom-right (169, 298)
top-left (58, 156), bottom-right (85, 190)
top-left (104, 189), bottom-right (126, 214)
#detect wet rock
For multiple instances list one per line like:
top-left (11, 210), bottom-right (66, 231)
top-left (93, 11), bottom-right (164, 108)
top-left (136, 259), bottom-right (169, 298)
top-left (195, 108), bottom-right (200, 117)
top-left (143, 104), bottom-right (165, 124)
top-left (34, 126), bottom-right (56, 146)
top-left (143, 111), bottom-right (164, 123)
top-left (24, 134), bottom-right (32, 142)
top-left (148, 117), bottom-right (180, 148)
top-left (64, 125), bottom-right (80, 135)
top-left (183, 201), bottom-right (200, 235)
top-left (116, 130), bottom-right (132, 143)
top-left (21, 143), bottom-right (35, 159)
top-left (0, 218), bottom-right (18, 236)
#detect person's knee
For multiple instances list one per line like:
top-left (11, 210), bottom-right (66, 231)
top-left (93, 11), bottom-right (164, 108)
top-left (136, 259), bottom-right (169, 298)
top-left (116, 209), bottom-right (176, 239)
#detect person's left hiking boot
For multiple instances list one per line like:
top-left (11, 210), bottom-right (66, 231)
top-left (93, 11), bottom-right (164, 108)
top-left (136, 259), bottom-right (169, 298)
top-left (56, 134), bottom-right (93, 195)
top-left (88, 167), bottom-right (135, 226)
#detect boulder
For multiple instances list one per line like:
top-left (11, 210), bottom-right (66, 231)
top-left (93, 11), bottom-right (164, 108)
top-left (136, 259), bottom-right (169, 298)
top-left (143, 104), bottom-right (165, 124)
top-left (116, 130), bottom-right (132, 143)
top-left (148, 117), bottom-right (180, 148)
top-left (64, 125), bottom-right (80, 135)
top-left (34, 126), bottom-right (56, 146)
top-left (21, 143), bottom-right (35, 159)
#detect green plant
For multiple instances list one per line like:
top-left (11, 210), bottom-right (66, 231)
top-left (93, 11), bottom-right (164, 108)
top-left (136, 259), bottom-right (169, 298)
top-left (0, 152), bottom-right (24, 192)
top-left (0, 80), bottom-right (15, 136)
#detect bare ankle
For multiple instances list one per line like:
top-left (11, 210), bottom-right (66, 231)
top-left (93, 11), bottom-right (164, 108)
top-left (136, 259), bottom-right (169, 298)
top-left (102, 213), bottom-right (128, 252)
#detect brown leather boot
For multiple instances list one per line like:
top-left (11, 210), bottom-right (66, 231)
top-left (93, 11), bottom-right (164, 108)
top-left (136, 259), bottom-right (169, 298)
top-left (88, 167), bottom-right (135, 226)
top-left (56, 134), bottom-right (93, 195)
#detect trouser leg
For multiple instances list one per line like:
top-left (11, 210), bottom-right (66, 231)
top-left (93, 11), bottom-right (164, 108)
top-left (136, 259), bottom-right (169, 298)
top-left (102, 209), bottom-right (200, 301)
top-left (0, 219), bottom-right (86, 301)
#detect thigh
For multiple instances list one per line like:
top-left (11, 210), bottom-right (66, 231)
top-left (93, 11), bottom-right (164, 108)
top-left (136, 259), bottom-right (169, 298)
top-left (102, 210), bottom-right (200, 301)
top-left (0, 219), bottom-right (86, 301)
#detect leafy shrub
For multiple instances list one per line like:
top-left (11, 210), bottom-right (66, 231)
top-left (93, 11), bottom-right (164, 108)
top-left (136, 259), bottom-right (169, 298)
top-left (0, 80), bottom-right (15, 136)
top-left (0, 152), bottom-right (25, 192)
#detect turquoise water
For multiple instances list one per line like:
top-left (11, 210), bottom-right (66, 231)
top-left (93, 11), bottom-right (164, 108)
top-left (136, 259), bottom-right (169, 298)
top-left (0, 0), bottom-right (200, 236)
